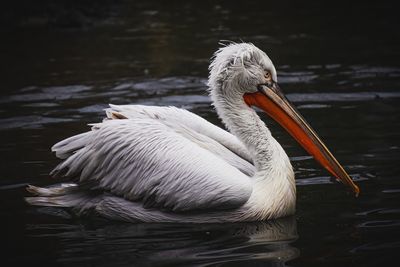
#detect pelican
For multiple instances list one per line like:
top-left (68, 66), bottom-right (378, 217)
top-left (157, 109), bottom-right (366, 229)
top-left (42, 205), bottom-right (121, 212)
top-left (26, 43), bottom-right (359, 223)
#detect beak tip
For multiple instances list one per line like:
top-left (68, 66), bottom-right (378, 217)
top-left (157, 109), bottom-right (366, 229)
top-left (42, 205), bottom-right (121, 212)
top-left (354, 185), bottom-right (360, 197)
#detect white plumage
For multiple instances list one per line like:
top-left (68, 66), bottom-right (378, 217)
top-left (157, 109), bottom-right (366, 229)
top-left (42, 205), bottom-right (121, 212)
top-left (27, 42), bottom-right (356, 223)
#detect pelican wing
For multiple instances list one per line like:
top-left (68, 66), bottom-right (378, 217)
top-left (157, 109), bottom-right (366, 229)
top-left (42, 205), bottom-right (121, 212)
top-left (51, 118), bottom-right (253, 212)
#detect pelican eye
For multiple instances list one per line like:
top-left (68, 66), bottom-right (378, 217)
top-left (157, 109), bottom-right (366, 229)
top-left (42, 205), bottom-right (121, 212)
top-left (264, 71), bottom-right (272, 81)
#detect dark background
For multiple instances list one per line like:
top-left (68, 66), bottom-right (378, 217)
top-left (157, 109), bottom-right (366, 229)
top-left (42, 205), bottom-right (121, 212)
top-left (1, 1), bottom-right (399, 266)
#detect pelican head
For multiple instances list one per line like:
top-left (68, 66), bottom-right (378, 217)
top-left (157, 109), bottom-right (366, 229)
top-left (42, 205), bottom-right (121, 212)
top-left (208, 43), bottom-right (277, 99)
top-left (208, 42), bottom-right (359, 195)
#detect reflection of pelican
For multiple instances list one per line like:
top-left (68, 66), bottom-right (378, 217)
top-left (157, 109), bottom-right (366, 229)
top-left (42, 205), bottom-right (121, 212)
top-left (26, 43), bottom-right (359, 222)
top-left (28, 215), bottom-right (298, 266)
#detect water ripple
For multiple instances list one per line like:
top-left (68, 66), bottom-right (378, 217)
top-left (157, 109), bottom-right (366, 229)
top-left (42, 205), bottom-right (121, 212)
top-left (0, 85), bottom-right (92, 104)
top-left (287, 91), bottom-right (400, 103)
top-left (356, 208), bottom-right (400, 216)
top-left (382, 189), bottom-right (400, 194)
top-left (357, 220), bottom-right (400, 228)
top-left (0, 115), bottom-right (75, 129)
top-left (296, 174), bottom-right (367, 186)
top-left (351, 241), bottom-right (400, 253)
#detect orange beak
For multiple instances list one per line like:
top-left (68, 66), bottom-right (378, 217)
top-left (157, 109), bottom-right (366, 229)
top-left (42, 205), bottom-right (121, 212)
top-left (244, 82), bottom-right (360, 196)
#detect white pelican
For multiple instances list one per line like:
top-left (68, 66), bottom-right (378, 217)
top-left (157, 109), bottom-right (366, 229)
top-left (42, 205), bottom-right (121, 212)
top-left (26, 43), bottom-right (359, 223)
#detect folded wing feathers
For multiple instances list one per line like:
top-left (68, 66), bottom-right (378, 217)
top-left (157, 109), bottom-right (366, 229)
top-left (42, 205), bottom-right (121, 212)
top-left (49, 106), bottom-right (254, 212)
top-left (105, 105), bottom-right (254, 163)
top-left (51, 132), bottom-right (90, 159)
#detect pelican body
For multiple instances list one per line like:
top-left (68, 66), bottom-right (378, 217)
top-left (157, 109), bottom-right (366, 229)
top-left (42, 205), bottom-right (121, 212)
top-left (26, 43), bottom-right (359, 223)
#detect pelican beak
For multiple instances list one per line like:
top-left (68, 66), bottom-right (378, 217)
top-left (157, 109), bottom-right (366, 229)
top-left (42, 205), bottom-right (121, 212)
top-left (243, 82), bottom-right (360, 196)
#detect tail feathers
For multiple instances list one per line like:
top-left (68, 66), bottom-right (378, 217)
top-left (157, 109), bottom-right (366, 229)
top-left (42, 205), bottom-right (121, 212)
top-left (26, 183), bottom-right (79, 196)
top-left (25, 195), bottom-right (78, 208)
top-left (25, 184), bottom-right (101, 213)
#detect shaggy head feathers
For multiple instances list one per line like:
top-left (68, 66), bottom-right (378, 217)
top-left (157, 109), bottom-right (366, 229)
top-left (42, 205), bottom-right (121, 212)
top-left (208, 42), bottom-right (277, 100)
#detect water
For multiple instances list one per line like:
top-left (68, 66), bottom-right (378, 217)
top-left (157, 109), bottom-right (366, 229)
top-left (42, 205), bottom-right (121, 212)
top-left (1, 0), bottom-right (399, 266)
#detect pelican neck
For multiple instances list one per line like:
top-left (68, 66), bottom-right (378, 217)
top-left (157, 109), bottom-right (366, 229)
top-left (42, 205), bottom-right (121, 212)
top-left (212, 93), bottom-right (275, 172)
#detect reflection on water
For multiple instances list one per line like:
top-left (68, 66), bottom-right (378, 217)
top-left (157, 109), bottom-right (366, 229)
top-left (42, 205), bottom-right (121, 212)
top-left (26, 215), bottom-right (298, 266)
top-left (1, 0), bottom-right (400, 266)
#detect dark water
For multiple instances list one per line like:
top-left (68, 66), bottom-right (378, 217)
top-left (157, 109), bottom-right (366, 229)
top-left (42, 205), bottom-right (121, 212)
top-left (1, 0), bottom-right (400, 266)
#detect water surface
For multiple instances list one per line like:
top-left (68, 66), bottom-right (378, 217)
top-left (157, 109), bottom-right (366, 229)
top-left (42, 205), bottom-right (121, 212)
top-left (1, 1), bottom-right (399, 266)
